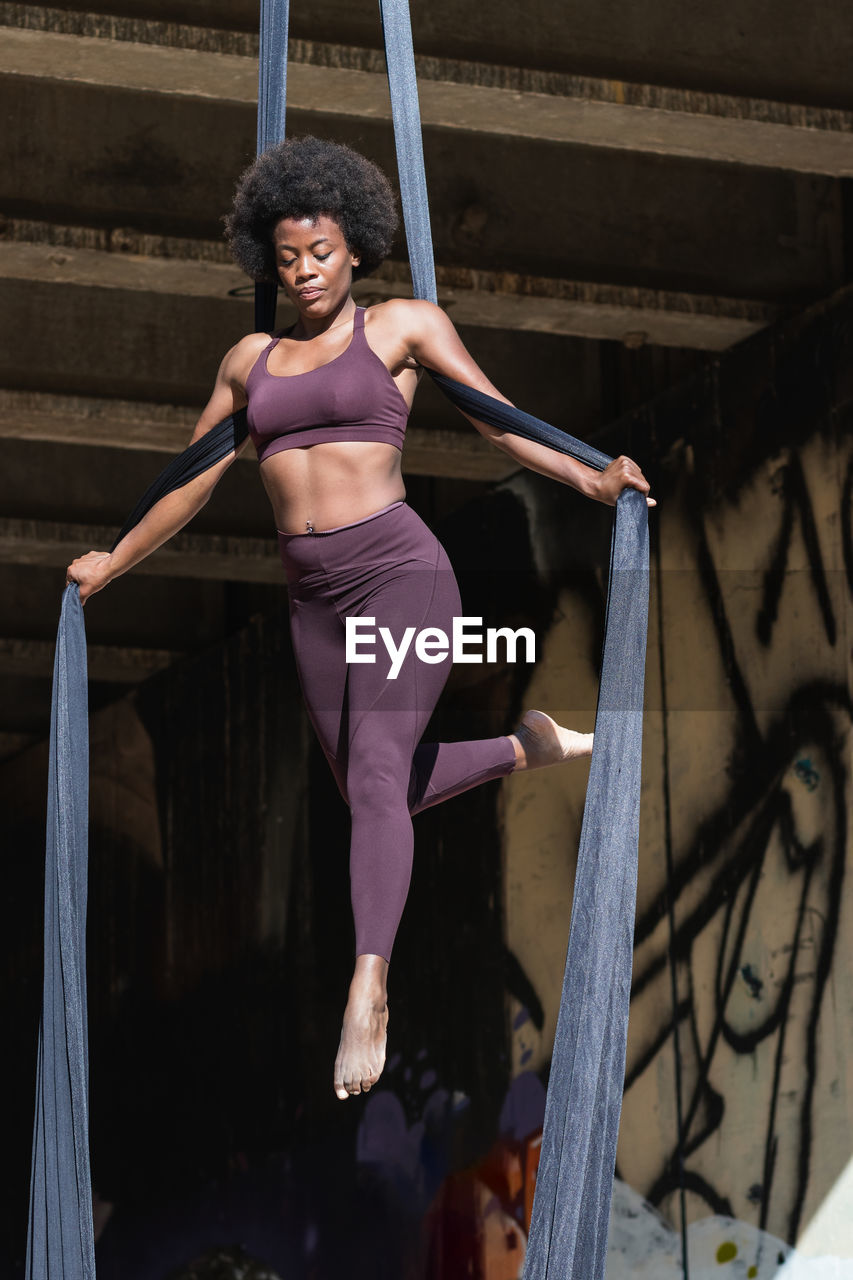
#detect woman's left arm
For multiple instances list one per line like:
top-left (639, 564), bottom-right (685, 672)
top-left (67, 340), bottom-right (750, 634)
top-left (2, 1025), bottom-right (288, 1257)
top-left (401, 299), bottom-right (655, 508)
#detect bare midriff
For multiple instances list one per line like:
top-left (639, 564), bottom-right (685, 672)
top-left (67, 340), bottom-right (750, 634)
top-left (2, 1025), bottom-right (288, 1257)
top-left (259, 439), bottom-right (407, 534)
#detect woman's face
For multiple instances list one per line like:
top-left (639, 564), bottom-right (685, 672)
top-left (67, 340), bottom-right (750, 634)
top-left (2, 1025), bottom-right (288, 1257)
top-left (271, 214), bottom-right (361, 318)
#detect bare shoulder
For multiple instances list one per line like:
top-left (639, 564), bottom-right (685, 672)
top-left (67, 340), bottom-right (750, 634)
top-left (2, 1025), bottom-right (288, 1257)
top-left (221, 331), bottom-right (274, 386)
top-left (368, 296), bottom-right (438, 318)
top-left (365, 297), bottom-right (446, 333)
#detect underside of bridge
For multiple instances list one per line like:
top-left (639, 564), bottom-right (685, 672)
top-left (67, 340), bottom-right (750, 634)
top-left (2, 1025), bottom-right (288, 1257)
top-left (1, 0), bottom-right (851, 754)
top-left (5, 8), bottom-right (853, 1280)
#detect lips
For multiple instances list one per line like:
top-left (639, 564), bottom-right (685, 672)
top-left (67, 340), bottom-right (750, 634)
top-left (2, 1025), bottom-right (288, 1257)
top-left (298, 288), bottom-right (324, 300)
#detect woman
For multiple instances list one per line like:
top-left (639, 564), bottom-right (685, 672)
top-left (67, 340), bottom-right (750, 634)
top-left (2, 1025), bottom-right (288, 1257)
top-left (66, 137), bottom-right (654, 1101)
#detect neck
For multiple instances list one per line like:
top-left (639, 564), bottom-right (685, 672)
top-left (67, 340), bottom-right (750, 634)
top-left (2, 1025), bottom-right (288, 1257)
top-left (291, 294), bottom-right (357, 340)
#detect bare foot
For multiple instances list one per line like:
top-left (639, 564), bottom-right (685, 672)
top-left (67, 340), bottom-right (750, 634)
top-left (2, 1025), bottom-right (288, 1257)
top-left (510, 709), bottom-right (593, 771)
top-left (334, 955), bottom-right (389, 1100)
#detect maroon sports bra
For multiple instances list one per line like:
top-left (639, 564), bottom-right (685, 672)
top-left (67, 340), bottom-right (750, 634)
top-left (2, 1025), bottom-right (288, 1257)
top-left (245, 306), bottom-right (410, 463)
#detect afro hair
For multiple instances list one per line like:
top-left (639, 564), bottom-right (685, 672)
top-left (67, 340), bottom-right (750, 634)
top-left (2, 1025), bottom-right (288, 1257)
top-left (225, 136), bottom-right (398, 283)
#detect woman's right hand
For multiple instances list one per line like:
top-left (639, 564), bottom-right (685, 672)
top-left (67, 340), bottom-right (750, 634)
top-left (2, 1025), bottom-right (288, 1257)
top-left (66, 550), bottom-right (113, 604)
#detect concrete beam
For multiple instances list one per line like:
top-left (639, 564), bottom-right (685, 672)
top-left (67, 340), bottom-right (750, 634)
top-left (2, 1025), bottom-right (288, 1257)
top-left (0, 236), bottom-right (779, 351)
top-left (5, 0), bottom-right (853, 113)
top-left (0, 516), bottom-right (286, 582)
top-left (0, 390), bottom-right (518, 482)
top-left (0, 388), bottom-right (198, 455)
top-left (0, 636), bottom-right (180, 681)
top-left (2, 25), bottom-right (853, 176)
top-left (2, 45), bottom-right (842, 303)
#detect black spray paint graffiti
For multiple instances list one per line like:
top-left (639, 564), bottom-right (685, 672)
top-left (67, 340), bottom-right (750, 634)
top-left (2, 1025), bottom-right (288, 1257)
top-left (632, 681), bottom-right (849, 1234)
top-left (625, 428), bottom-right (852, 1243)
top-left (757, 452), bottom-right (836, 649)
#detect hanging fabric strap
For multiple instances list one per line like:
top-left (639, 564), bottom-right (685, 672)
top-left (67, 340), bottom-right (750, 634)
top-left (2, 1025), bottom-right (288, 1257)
top-left (378, 0), bottom-right (437, 306)
top-left (255, 0), bottom-right (290, 332)
top-left (26, 4), bottom-right (276, 1269)
top-left (27, 586), bottom-right (93, 1280)
top-left (377, 3), bottom-right (649, 1275)
top-left (257, 0), bottom-right (289, 155)
top-left (110, 411), bottom-right (248, 550)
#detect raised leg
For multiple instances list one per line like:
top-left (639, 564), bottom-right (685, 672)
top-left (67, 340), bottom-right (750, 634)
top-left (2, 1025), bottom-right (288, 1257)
top-left (406, 709), bottom-right (594, 812)
top-left (407, 735), bottom-right (517, 813)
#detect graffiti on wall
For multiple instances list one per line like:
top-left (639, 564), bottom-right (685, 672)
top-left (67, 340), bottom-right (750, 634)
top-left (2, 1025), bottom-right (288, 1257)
top-left (355, 315), bottom-right (853, 1276)
top-left (501, 315), bottom-right (853, 1268)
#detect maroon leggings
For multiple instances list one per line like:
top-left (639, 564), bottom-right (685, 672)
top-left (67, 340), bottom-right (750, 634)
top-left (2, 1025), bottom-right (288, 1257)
top-left (278, 500), bottom-right (517, 961)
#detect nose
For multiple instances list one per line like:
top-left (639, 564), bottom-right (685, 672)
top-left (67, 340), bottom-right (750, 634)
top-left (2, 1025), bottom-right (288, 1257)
top-left (295, 255), bottom-right (318, 283)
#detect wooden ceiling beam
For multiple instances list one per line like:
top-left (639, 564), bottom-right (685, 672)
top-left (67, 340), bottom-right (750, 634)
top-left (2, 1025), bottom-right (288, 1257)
top-left (2, 23), bottom-right (852, 176)
top-left (0, 238), bottom-right (778, 351)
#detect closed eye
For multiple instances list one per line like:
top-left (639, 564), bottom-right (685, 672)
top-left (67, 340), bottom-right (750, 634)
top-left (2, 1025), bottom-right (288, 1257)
top-left (278, 251), bottom-right (332, 267)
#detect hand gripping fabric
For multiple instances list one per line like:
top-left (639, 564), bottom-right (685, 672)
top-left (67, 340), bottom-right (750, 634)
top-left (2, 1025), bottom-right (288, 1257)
top-left (378, 2), bottom-right (650, 1274)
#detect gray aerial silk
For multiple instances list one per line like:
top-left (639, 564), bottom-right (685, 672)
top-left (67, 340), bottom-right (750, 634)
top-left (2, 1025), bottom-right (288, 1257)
top-left (377, 0), bottom-right (438, 307)
top-left (28, 2), bottom-right (648, 1276)
top-left (257, 0), bottom-right (289, 155)
top-left (377, 2), bottom-right (649, 1275)
top-left (422, 378), bottom-right (649, 1277)
top-left (255, 0), bottom-right (290, 333)
top-left (27, 585), bottom-right (94, 1280)
top-left (24, 9), bottom-right (270, 1274)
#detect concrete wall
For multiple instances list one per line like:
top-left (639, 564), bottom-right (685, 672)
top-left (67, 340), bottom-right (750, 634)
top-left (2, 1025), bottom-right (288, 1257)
top-left (502, 287), bottom-right (853, 1274)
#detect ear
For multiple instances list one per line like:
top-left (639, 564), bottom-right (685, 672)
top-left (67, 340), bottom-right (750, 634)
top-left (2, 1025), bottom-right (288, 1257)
top-left (350, 249), bottom-right (362, 269)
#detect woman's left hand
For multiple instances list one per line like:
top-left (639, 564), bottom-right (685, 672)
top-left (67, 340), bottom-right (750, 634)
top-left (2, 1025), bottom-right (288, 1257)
top-left (594, 456), bottom-right (656, 507)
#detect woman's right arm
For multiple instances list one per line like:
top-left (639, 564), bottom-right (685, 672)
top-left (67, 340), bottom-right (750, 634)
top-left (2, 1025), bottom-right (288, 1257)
top-left (66, 336), bottom-right (265, 603)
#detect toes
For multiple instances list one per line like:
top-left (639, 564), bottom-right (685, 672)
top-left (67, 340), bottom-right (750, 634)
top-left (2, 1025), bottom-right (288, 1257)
top-left (334, 1007), bottom-right (388, 1101)
top-left (361, 1063), bottom-right (383, 1093)
top-left (335, 1064), bottom-right (382, 1099)
top-left (333, 1061), bottom-right (351, 1099)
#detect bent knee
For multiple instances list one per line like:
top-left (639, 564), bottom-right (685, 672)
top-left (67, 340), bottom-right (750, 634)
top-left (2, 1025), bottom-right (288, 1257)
top-left (347, 766), bottom-right (410, 818)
